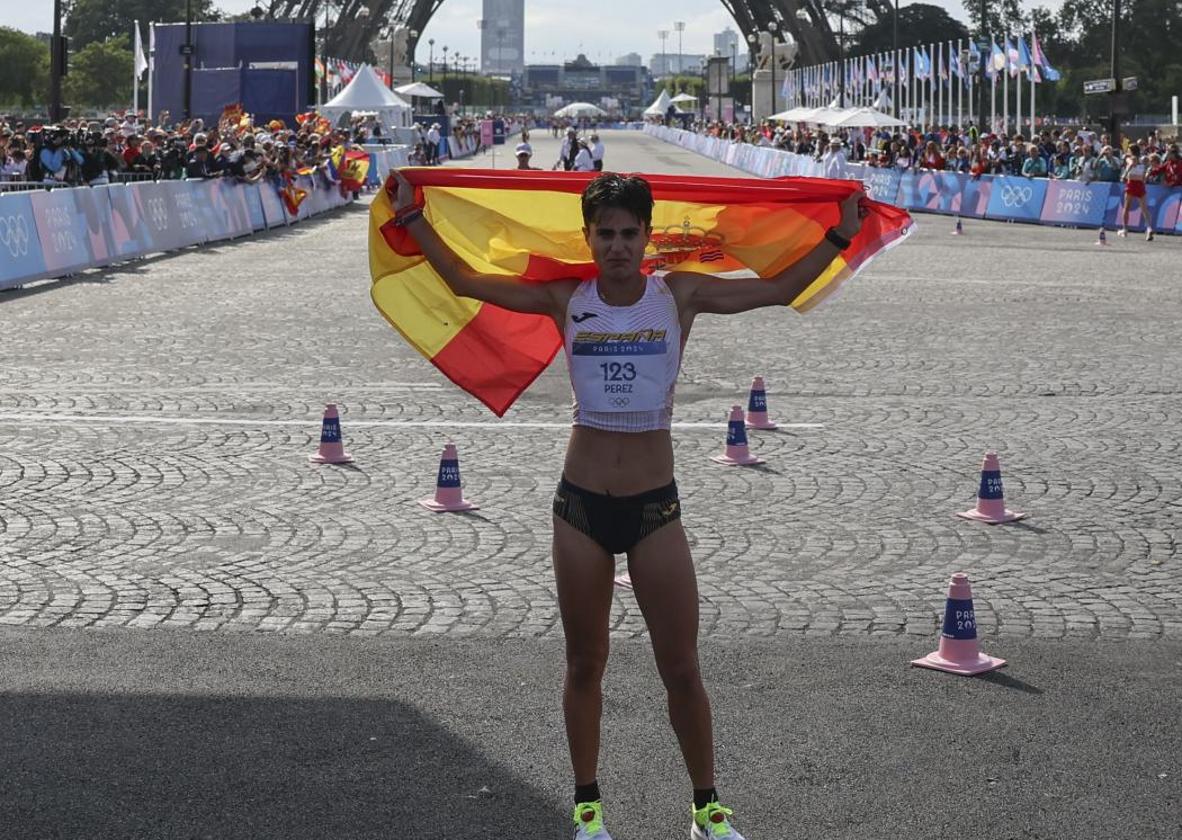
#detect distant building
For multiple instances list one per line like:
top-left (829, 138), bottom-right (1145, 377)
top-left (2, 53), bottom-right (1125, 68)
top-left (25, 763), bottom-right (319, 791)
top-left (480, 0), bottom-right (524, 75)
top-left (713, 26), bottom-right (748, 73)
top-left (649, 53), bottom-right (707, 77)
top-left (521, 53), bottom-right (648, 116)
top-left (616, 52), bottom-right (643, 67)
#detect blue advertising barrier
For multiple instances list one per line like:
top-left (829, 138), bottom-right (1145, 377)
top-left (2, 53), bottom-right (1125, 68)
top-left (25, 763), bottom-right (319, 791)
top-left (0, 193), bottom-right (49, 290)
top-left (985, 176), bottom-right (1050, 223)
top-left (859, 167), bottom-right (902, 206)
top-left (0, 173), bottom-right (356, 290)
top-left (1039, 181), bottom-right (1116, 228)
top-left (1103, 183), bottom-right (1182, 232)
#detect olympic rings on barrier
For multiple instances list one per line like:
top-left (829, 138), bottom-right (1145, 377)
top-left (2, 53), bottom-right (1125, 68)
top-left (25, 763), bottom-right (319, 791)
top-left (998, 184), bottom-right (1034, 207)
top-left (0, 215), bottom-right (31, 258)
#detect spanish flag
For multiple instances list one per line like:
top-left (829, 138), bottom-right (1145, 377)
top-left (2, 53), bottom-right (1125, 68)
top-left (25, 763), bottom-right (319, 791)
top-left (332, 147), bottom-right (371, 193)
top-left (281, 181), bottom-right (309, 216)
top-left (370, 169), bottom-right (912, 416)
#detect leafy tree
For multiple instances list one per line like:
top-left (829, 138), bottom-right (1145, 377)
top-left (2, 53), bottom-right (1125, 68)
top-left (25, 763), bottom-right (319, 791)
top-left (0, 27), bottom-right (49, 107)
top-left (63, 35), bottom-right (134, 107)
top-left (64, 0), bottom-right (219, 51)
top-left (959, 0), bottom-right (1030, 37)
top-left (855, 4), bottom-right (970, 53)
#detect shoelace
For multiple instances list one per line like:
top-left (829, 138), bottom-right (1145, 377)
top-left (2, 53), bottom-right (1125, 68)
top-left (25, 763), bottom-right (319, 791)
top-left (573, 803), bottom-right (604, 836)
top-left (696, 802), bottom-right (736, 837)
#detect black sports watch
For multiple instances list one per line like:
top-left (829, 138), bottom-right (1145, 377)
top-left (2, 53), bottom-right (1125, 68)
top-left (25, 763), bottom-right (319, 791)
top-left (824, 227), bottom-right (852, 251)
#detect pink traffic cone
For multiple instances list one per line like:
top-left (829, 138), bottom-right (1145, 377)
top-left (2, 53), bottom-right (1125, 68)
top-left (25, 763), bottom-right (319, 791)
top-left (419, 443), bottom-right (479, 512)
top-left (711, 405), bottom-right (764, 466)
top-left (957, 451), bottom-right (1026, 524)
top-left (911, 573), bottom-right (1006, 675)
top-left (744, 376), bottom-right (778, 430)
top-left (951, 216), bottom-right (964, 236)
top-left (309, 403), bottom-right (354, 464)
top-left (1095, 227), bottom-right (1108, 246)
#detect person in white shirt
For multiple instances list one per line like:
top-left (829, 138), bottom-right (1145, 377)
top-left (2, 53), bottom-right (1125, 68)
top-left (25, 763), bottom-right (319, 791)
top-left (821, 139), bottom-right (848, 178)
top-left (426, 123), bottom-right (441, 165)
top-left (555, 127), bottom-right (579, 170)
top-left (589, 133), bottom-right (605, 171)
top-left (572, 139), bottom-right (595, 172)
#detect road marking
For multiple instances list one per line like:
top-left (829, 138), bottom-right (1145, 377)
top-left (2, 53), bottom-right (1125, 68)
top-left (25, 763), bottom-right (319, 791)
top-left (0, 412), bottom-right (823, 431)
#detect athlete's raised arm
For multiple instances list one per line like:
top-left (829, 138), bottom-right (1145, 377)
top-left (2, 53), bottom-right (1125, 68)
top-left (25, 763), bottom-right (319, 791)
top-left (390, 170), bottom-right (573, 318)
top-left (674, 189), bottom-right (867, 317)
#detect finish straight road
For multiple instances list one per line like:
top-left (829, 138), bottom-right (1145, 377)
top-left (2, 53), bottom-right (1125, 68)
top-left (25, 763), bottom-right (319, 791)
top-left (1, 129), bottom-right (1179, 838)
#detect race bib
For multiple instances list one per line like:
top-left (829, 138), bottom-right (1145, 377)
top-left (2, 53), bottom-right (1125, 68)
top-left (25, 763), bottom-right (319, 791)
top-left (570, 331), bottom-right (670, 412)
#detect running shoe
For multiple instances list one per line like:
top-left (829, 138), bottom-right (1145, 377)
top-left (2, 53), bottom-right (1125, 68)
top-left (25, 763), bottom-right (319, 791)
top-left (690, 801), bottom-right (746, 839)
top-left (572, 800), bottom-right (612, 840)
top-left (1146, 229), bottom-right (1154, 241)
top-left (1117, 228), bottom-right (1128, 237)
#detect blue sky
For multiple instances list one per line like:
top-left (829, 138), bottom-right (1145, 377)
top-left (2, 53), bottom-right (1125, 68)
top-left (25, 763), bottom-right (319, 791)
top-left (2, 0), bottom-right (1058, 63)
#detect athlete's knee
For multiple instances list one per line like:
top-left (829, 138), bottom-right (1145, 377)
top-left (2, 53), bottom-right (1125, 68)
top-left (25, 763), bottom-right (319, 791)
top-left (566, 647), bottom-right (608, 688)
top-left (657, 655), bottom-right (704, 696)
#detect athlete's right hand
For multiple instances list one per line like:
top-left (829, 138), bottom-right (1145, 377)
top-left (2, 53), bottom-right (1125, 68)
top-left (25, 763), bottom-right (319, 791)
top-left (391, 169), bottom-right (416, 212)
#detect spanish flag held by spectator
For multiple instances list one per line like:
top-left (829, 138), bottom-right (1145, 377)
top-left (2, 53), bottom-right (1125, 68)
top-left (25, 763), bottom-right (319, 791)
top-left (333, 147), bottom-right (371, 193)
top-left (281, 179), bottom-right (309, 216)
top-left (369, 169), bottom-right (913, 416)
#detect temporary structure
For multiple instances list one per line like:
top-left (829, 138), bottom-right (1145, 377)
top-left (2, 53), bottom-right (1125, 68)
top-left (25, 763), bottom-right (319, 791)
top-left (830, 107), bottom-right (906, 128)
top-left (394, 81), bottom-right (444, 99)
top-left (320, 64), bottom-right (412, 128)
top-left (643, 88), bottom-right (675, 117)
top-left (553, 101), bottom-right (606, 118)
top-left (669, 92), bottom-right (699, 104)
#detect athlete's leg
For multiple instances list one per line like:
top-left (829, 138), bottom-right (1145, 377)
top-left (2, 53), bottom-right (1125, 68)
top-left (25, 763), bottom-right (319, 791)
top-left (626, 522), bottom-right (715, 788)
top-left (1121, 191), bottom-right (1132, 231)
top-left (553, 516), bottom-right (616, 785)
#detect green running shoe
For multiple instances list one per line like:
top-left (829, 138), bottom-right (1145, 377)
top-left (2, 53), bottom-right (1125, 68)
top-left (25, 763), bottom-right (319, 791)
top-left (572, 800), bottom-right (612, 840)
top-left (690, 801), bottom-right (746, 839)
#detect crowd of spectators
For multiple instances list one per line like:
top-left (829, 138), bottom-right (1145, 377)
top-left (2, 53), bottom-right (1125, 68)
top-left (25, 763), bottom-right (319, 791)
top-left (684, 119), bottom-right (1182, 187)
top-left (0, 109), bottom-right (385, 189)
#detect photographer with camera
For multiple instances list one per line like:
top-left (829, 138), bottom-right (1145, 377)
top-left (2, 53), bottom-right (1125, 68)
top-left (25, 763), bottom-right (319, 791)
top-left (79, 132), bottom-right (124, 186)
top-left (38, 126), bottom-right (84, 184)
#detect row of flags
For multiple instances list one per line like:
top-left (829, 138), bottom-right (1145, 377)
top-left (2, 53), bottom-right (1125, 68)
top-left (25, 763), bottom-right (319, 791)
top-left (315, 56), bottom-right (394, 97)
top-left (784, 32), bottom-right (1060, 102)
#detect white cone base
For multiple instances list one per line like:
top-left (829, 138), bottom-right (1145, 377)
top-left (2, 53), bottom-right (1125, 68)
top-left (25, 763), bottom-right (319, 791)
top-left (310, 452), bottom-right (354, 464)
top-left (613, 573), bottom-right (633, 590)
top-left (957, 508), bottom-right (1026, 524)
top-left (745, 420), bottom-right (778, 430)
top-left (710, 454), bottom-right (765, 466)
top-left (419, 498), bottom-right (479, 512)
top-left (912, 650), bottom-right (1006, 676)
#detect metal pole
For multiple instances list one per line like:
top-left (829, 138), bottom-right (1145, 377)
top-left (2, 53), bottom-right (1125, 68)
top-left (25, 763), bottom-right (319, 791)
top-left (1109, 0), bottom-right (1122, 147)
top-left (892, 0), bottom-right (899, 117)
top-left (50, 0), bottom-right (63, 122)
top-left (183, 0), bottom-right (193, 119)
top-left (838, 14), bottom-right (845, 108)
top-left (977, 0), bottom-right (987, 132)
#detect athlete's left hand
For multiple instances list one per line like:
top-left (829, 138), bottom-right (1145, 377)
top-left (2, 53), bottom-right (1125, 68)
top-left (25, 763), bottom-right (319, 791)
top-left (836, 189), bottom-right (868, 241)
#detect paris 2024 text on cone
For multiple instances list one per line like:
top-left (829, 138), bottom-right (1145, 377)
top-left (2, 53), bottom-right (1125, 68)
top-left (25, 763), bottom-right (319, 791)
top-left (912, 573), bottom-right (1006, 676)
top-left (309, 403), bottom-right (354, 465)
top-left (957, 451), bottom-right (1026, 524)
top-left (419, 443), bottom-right (479, 512)
top-left (745, 376), bottom-right (778, 430)
top-left (711, 405), bottom-right (765, 466)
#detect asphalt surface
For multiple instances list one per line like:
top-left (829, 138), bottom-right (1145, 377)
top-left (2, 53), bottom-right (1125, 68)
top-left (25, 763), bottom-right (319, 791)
top-left (1, 129), bottom-right (1180, 839)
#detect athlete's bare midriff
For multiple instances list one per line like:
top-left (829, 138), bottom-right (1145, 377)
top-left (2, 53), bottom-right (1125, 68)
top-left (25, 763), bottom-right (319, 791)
top-left (562, 426), bottom-right (675, 495)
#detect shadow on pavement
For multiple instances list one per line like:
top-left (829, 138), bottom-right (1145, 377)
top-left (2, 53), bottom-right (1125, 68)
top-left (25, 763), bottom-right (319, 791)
top-left (0, 691), bottom-right (566, 840)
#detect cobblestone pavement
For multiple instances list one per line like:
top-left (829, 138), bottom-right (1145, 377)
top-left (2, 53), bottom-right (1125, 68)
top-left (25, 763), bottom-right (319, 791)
top-left (1, 130), bottom-right (1179, 642)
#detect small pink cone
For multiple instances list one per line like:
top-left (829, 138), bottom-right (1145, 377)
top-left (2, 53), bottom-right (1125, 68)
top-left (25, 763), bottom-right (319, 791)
top-left (1096, 228), bottom-right (1108, 246)
top-left (309, 403), bottom-right (354, 464)
top-left (744, 376), bottom-right (778, 430)
top-left (419, 443), bottom-right (479, 512)
top-left (912, 573), bottom-right (1006, 676)
top-left (711, 405), bottom-right (765, 466)
top-left (951, 216), bottom-right (964, 236)
top-left (957, 451), bottom-right (1026, 524)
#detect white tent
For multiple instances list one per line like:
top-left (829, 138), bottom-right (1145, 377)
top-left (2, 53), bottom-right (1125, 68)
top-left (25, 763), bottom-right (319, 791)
top-left (830, 107), bottom-right (906, 128)
top-left (669, 92), bottom-right (698, 104)
top-left (643, 88), bottom-right (674, 117)
top-left (769, 105), bottom-right (849, 125)
top-left (321, 64), bottom-right (412, 128)
top-left (554, 101), bottom-right (606, 118)
top-left (394, 82), bottom-right (444, 99)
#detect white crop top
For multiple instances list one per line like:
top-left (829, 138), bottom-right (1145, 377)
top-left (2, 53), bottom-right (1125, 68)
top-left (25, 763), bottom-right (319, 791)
top-left (563, 276), bottom-right (682, 432)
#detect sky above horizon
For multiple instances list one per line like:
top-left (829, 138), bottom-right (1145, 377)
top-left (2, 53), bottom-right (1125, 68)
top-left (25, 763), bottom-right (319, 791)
top-left (1, 0), bottom-right (1061, 63)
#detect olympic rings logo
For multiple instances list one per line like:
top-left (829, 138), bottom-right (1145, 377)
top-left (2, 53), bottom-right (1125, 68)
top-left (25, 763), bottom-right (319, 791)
top-left (0, 215), bottom-right (31, 257)
top-left (1000, 184), bottom-right (1034, 207)
top-left (610, 397), bottom-right (631, 408)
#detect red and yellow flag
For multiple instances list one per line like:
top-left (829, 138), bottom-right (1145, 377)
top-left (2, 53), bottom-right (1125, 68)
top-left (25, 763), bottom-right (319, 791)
top-left (281, 181), bottom-right (308, 216)
top-left (333, 147), bottom-right (371, 192)
top-left (370, 169), bottom-right (912, 416)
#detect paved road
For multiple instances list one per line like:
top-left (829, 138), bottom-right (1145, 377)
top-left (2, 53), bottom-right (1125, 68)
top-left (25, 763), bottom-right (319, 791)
top-left (1, 128), bottom-right (1180, 838)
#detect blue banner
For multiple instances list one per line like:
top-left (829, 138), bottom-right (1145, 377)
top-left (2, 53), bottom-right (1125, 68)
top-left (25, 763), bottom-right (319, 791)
top-left (859, 167), bottom-right (902, 207)
top-left (0, 193), bottom-right (49, 289)
top-left (1104, 183), bottom-right (1182, 231)
top-left (245, 183), bottom-right (268, 232)
top-left (102, 184), bottom-right (153, 259)
top-left (985, 176), bottom-right (1049, 222)
top-left (1039, 181), bottom-right (1116, 228)
top-left (29, 188), bottom-right (95, 275)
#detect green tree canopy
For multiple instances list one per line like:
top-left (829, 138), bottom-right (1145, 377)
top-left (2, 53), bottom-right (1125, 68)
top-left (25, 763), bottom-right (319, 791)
top-left (855, 4), bottom-right (970, 53)
top-left (64, 0), bottom-right (219, 51)
top-left (0, 27), bottom-right (49, 107)
top-left (63, 35), bottom-right (134, 107)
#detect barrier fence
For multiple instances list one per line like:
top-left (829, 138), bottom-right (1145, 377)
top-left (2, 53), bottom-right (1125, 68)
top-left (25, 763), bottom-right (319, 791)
top-left (0, 146), bottom-right (411, 291)
top-left (645, 125), bottom-right (1182, 236)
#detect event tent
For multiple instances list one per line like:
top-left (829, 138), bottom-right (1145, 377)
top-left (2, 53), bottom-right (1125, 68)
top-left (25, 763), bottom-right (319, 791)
top-left (669, 92), bottom-right (699, 104)
top-left (394, 82), bottom-right (444, 99)
top-left (320, 64), bottom-right (412, 128)
top-left (830, 108), bottom-right (906, 128)
top-left (643, 88), bottom-right (676, 117)
top-left (554, 101), bottom-right (606, 118)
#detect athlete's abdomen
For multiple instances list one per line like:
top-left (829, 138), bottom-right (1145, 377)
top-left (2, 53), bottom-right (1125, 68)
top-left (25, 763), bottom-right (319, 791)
top-left (562, 426), bottom-right (675, 496)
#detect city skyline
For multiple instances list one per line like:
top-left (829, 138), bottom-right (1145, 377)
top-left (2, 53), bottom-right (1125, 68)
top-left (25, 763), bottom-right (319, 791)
top-left (1, 0), bottom-right (1060, 67)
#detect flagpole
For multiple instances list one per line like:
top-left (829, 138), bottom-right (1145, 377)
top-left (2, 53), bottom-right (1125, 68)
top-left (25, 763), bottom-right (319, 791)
top-left (133, 20), bottom-right (139, 115)
top-left (1015, 36), bottom-right (1023, 135)
top-left (1002, 34), bottom-right (1009, 135)
top-left (147, 23), bottom-right (154, 124)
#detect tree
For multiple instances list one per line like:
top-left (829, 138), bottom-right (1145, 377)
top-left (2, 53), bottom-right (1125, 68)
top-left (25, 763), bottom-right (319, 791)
top-left (855, 4), bottom-right (970, 52)
top-left (63, 35), bottom-right (134, 107)
top-left (64, 0), bottom-right (219, 52)
top-left (960, 0), bottom-right (1029, 37)
top-left (0, 27), bottom-right (49, 107)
